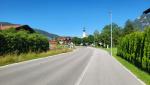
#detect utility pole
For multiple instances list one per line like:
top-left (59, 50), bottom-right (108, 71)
top-left (109, 11), bottom-right (113, 56)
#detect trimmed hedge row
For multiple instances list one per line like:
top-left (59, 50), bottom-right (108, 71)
top-left (0, 29), bottom-right (49, 55)
top-left (117, 27), bottom-right (150, 73)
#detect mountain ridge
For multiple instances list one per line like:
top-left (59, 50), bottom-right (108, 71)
top-left (133, 14), bottom-right (150, 30)
top-left (34, 29), bottom-right (59, 40)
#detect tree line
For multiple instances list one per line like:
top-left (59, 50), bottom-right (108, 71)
top-left (72, 20), bottom-right (137, 47)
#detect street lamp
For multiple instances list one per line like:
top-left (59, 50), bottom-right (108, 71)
top-left (109, 11), bottom-right (113, 56)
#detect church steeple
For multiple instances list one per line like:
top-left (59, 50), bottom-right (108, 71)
top-left (82, 27), bottom-right (87, 38)
top-left (83, 27), bottom-right (86, 32)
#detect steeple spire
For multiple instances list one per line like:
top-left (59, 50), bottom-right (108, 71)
top-left (83, 27), bottom-right (86, 32)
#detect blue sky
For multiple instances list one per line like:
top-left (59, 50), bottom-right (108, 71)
top-left (0, 0), bottom-right (150, 37)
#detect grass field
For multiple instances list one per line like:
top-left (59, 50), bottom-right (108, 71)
top-left (104, 48), bottom-right (150, 85)
top-left (0, 48), bottom-right (72, 66)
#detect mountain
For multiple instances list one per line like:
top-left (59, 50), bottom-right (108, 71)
top-left (133, 14), bottom-right (150, 30)
top-left (34, 29), bottom-right (59, 40)
top-left (0, 22), bottom-right (19, 26)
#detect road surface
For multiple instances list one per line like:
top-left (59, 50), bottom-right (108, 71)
top-left (0, 47), bottom-right (143, 85)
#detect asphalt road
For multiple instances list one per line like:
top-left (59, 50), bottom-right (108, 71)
top-left (0, 47), bottom-right (144, 85)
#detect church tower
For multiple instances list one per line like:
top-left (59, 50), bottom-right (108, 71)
top-left (82, 27), bottom-right (87, 38)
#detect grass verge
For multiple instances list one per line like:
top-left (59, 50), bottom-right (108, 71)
top-left (103, 48), bottom-right (150, 85)
top-left (0, 48), bottom-right (72, 66)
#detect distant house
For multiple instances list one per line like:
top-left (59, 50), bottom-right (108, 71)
top-left (49, 37), bottom-right (72, 49)
top-left (49, 40), bottom-right (57, 49)
top-left (57, 37), bottom-right (72, 45)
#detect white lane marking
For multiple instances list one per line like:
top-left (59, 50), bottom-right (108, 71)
top-left (74, 49), bottom-right (94, 85)
top-left (108, 52), bottom-right (146, 85)
top-left (0, 49), bottom-right (77, 69)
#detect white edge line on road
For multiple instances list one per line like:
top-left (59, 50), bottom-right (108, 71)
top-left (108, 53), bottom-right (146, 85)
top-left (0, 49), bottom-right (77, 69)
top-left (74, 49), bottom-right (94, 85)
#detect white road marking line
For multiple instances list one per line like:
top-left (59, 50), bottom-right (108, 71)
top-left (74, 50), bottom-right (94, 85)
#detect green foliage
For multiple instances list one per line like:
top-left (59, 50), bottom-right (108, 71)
top-left (0, 29), bottom-right (49, 55)
top-left (72, 35), bottom-right (94, 46)
top-left (82, 37), bottom-right (89, 45)
top-left (72, 37), bottom-right (82, 45)
top-left (93, 30), bottom-right (101, 46)
top-left (117, 27), bottom-right (150, 73)
top-left (100, 23), bottom-right (122, 47)
top-left (87, 35), bottom-right (94, 44)
top-left (94, 30), bottom-right (100, 41)
top-left (123, 20), bottom-right (139, 35)
top-left (0, 48), bottom-right (71, 66)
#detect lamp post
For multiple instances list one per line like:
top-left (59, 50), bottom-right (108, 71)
top-left (109, 11), bottom-right (113, 56)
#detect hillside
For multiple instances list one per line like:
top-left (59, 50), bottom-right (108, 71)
top-left (0, 22), bottom-right (59, 39)
top-left (34, 29), bottom-right (59, 40)
top-left (0, 22), bottom-right (19, 26)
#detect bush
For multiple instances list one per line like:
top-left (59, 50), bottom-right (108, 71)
top-left (117, 27), bottom-right (150, 73)
top-left (0, 29), bottom-right (49, 55)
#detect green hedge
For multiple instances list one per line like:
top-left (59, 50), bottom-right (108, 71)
top-left (0, 29), bottom-right (49, 55)
top-left (117, 27), bottom-right (150, 73)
